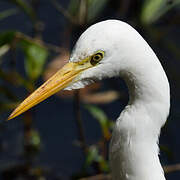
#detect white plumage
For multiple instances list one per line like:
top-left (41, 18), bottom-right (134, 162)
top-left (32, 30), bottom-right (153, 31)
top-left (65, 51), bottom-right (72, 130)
top-left (9, 20), bottom-right (170, 180)
top-left (68, 20), bottom-right (170, 180)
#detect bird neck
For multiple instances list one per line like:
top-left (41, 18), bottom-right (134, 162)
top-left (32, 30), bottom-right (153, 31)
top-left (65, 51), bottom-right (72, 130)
top-left (122, 55), bottom-right (170, 126)
top-left (110, 56), bottom-right (170, 180)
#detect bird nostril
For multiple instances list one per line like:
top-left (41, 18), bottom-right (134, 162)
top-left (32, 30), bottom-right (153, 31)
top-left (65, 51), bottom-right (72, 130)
top-left (63, 70), bottom-right (71, 76)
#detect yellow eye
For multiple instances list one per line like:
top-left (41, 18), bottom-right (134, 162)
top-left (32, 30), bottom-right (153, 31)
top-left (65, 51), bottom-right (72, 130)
top-left (90, 51), bottom-right (104, 66)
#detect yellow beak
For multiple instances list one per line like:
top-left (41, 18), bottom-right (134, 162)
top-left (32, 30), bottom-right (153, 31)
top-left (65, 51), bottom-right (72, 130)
top-left (8, 61), bottom-right (91, 120)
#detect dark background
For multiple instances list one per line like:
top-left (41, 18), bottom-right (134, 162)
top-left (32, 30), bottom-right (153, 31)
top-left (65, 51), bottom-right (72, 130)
top-left (0, 0), bottom-right (180, 179)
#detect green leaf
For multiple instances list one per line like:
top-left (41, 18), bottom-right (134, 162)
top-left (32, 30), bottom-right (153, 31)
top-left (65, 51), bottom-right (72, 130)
top-left (68, 0), bottom-right (79, 17)
top-left (20, 40), bottom-right (48, 81)
top-left (85, 105), bottom-right (113, 139)
top-left (29, 129), bottom-right (41, 147)
top-left (141, 0), bottom-right (180, 24)
top-left (85, 146), bottom-right (109, 172)
top-left (0, 8), bottom-right (18, 21)
top-left (86, 105), bottom-right (108, 126)
top-left (68, 0), bottom-right (108, 23)
top-left (0, 69), bottom-right (34, 92)
top-left (0, 31), bottom-right (48, 81)
top-left (0, 31), bottom-right (16, 46)
top-left (0, 45), bottom-right (10, 57)
top-left (24, 129), bottom-right (41, 156)
top-left (87, 0), bottom-right (108, 22)
top-left (8, 0), bottom-right (36, 22)
top-left (86, 146), bottom-right (99, 165)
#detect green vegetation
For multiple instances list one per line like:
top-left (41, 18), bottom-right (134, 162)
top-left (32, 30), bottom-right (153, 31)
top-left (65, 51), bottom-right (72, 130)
top-left (0, 0), bottom-right (180, 179)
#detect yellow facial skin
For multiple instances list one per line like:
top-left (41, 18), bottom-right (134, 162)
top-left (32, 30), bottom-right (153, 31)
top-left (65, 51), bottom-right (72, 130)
top-left (8, 51), bottom-right (104, 120)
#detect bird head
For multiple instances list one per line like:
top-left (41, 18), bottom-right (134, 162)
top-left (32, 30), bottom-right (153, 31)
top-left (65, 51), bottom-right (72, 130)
top-left (8, 20), bottom-right (148, 120)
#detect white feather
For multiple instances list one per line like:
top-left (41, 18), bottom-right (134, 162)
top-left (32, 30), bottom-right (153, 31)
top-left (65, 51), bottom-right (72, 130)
top-left (67, 20), bottom-right (170, 180)
top-left (64, 78), bottom-right (94, 90)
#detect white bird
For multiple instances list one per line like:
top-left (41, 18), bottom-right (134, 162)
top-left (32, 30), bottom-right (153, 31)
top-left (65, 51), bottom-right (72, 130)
top-left (8, 20), bottom-right (170, 180)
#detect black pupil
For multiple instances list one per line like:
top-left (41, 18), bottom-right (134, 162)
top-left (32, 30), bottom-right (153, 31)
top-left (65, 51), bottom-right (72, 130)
top-left (94, 53), bottom-right (102, 60)
top-left (90, 52), bottom-right (103, 66)
top-left (94, 55), bottom-right (100, 60)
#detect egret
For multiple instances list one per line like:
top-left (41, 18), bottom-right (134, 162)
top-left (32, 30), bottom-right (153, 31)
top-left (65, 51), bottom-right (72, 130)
top-left (8, 20), bottom-right (170, 180)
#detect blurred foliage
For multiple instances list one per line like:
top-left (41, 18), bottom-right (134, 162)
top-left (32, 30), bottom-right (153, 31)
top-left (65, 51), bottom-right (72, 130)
top-left (68, 0), bottom-right (108, 23)
top-left (86, 105), bottom-right (113, 140)
top-left (0, 0), bottom-right (179, 179)
top-left (0, 31), bottom-right (16, 46)
top-left (0, 45), bottom-right (10, 57)
top-left (141, 0), bottom-right (180, 24)
top-left (83, 105), bottom-right (113, 173)
top-left (85, 145), bottom-right (109, 172)
top-left (0, 8), bottom-right (18, 20)
top-left (7, 0), bottom-right (36, 21)
top-left (21, 39), bottom-right (48, 81)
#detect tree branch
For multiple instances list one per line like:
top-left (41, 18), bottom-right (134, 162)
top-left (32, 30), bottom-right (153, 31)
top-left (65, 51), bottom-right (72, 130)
top-left (73, 90), bottom-right (88, 155)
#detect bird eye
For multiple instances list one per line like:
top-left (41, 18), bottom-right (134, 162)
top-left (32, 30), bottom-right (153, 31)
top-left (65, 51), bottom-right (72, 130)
top-left (90, 51), bottom-right (104, 66)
